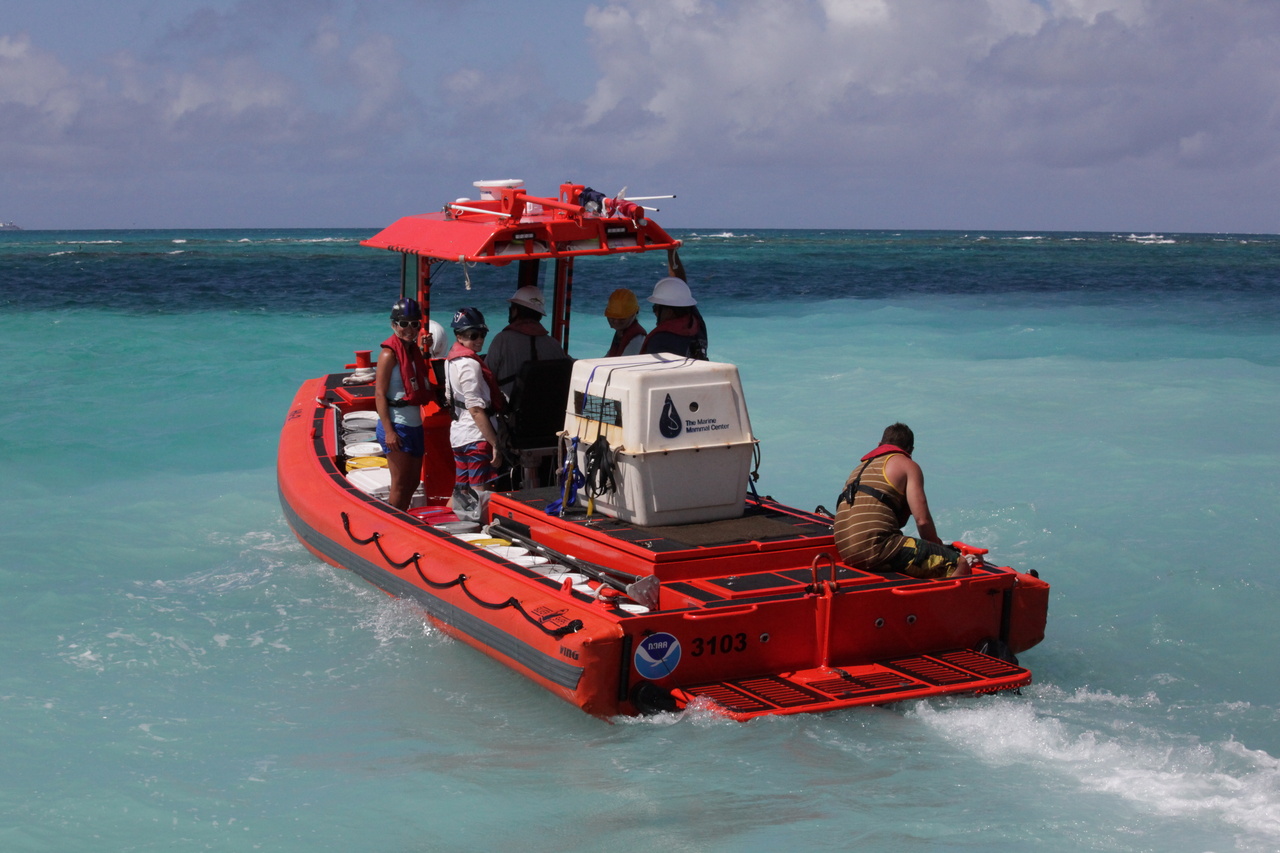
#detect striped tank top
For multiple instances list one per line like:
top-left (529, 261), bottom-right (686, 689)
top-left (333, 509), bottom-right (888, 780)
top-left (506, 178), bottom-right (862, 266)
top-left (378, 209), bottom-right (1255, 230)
top-left (833, 454), bottom-right (911, 570)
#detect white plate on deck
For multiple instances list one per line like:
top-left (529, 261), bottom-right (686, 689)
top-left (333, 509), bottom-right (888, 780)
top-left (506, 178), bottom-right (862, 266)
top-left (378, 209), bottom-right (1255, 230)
top-left (343, 411), bottom-right (378, 425)
top-left (509, 555), bottom-right (551, 567)
top-left (345, 442), bottom-right (384, 457)
top-left (485, 545), bottom-right (529, 560)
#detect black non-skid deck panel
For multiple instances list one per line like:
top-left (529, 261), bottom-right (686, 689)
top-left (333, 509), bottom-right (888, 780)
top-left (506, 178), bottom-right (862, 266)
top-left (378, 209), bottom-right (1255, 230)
top-left (665, 581), bottom-right (725, 602)
top-left (706, 573), bottom-right (796, 593)
top-left (684, 651), bottom-right (1030, 714)
top-left (776, 566), bottom-right (916, 584)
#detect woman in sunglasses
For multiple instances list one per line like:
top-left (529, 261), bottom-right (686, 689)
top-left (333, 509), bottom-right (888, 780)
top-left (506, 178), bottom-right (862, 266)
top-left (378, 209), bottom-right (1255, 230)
top-left (375, 297), bottom-right (432, 510)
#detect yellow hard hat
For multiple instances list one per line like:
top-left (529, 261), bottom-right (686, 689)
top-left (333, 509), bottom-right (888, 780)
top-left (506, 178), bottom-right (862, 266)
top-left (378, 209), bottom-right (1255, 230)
top-left (605, 288), bottom-right (640, 319)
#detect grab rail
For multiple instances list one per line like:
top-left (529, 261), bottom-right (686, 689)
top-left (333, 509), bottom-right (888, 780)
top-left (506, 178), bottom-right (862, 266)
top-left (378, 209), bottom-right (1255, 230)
top-left (340, 512), bottom-right (582, 638)
top-left (892, 580), bottom-right (962, 594)
top-left (681, 604), bottom-right (759, 621)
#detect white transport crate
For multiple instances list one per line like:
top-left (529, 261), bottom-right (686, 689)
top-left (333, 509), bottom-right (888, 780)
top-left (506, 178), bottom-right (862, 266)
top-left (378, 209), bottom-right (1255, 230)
top-left (563, 354), bottom-right (757, 526)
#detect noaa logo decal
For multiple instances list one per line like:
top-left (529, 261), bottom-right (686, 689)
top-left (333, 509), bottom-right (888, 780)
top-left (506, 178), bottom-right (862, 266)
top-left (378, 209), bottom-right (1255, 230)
top-left (634, 632), bottom-right (682, 679)
top-left (659, 394), bottom-right (682, 439)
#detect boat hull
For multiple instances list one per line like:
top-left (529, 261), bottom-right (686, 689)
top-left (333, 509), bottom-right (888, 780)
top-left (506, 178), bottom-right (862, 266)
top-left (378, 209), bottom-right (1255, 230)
top-left (279, 375), bottom-right (1049, 720)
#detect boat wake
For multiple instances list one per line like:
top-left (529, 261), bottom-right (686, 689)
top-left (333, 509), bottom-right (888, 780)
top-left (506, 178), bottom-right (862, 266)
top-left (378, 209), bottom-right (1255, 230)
top-left (910, 686), bottom-right (1280, 848)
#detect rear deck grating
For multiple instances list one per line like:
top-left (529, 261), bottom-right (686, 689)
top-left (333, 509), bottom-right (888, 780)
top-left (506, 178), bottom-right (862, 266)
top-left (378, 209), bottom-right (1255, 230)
top-left (807, 670), bottom-right (922, 697)
top-left (935, 649), bottom-right (1026, 679)
top-left (884, 655), bottom-right (981, 686)
top-left (685, 675), bottom-right (828, 711)
top-left (732, 676), bottom-right (828, 708)
top-left (686, 683), bottom-right (775, 713)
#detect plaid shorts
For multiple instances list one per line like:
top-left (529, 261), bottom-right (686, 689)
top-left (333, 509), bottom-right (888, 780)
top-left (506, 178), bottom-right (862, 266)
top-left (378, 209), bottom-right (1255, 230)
top-left (453, 441), bottom-right (496, 487)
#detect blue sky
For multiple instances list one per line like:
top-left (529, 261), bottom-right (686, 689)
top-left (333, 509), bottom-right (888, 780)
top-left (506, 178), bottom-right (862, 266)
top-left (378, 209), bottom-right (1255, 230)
top-left (3, 0), bottom-right (1279, 232)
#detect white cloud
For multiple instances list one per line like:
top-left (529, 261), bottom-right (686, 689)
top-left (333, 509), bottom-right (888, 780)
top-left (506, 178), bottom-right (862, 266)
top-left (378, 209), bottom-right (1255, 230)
top-left (564, 0), bottom-right (1280, 181)
top-left (3, 0), bottom-right (1279, 230)
top-left (0, 33), bottom-right (81, 127)
top-left (819, 0), bottom-right (890, 27)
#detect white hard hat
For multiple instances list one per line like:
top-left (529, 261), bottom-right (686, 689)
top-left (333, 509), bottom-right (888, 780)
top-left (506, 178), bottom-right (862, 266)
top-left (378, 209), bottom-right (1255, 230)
top-left (509, 285), bottom-right (547, 315)
top-left (647, 277), bottom-right (697, 307)
top-left (426, 319), bottom-right (448, 358)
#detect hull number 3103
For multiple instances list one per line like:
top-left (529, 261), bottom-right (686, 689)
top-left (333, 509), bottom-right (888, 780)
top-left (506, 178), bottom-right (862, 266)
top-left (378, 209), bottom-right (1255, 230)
top-left (690, 633), bottom-right (748, 656)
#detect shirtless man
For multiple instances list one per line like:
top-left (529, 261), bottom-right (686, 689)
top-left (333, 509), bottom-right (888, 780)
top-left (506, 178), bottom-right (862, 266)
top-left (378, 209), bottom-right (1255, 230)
top-left (833, 423), bottom-right (979, 578)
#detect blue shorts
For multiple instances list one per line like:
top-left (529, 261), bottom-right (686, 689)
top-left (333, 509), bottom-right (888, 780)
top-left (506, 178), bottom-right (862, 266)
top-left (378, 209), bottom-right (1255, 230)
top-left (376, 421), bottom-right (424, 457)
top-left (453, 441), bottom-right (497, 486)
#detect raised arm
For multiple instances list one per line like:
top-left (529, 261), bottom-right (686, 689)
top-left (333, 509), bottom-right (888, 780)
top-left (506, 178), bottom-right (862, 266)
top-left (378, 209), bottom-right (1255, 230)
top-left (667, 247), bottom-right (687, 282)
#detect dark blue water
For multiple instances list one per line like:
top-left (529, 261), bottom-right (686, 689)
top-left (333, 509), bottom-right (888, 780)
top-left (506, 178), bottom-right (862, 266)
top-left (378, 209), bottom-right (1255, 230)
top-left (3, 227), bottom-right (1278, 851)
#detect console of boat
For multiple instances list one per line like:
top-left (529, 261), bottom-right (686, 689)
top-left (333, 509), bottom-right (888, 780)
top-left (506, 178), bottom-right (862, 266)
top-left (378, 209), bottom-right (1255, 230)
top-left (277, 180), bottom-right (1049, 720)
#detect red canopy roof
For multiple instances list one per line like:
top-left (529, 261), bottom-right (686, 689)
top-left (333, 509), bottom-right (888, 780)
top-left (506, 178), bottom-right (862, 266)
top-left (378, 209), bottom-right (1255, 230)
top-left (361, 183), bottom-right (679, 265)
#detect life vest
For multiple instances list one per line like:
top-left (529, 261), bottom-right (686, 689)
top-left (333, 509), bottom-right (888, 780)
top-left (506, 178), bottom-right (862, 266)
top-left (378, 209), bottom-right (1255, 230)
top-left (838, 444), bottom-right (911, 510)
top-left (380, 334), bottom-right (430, 406)
top-left (641, 311), bottom-right (707, 359)
top-left (607, 319), bottom-right (646, 357)
top-left (445, 342), bottom-right (506, 416)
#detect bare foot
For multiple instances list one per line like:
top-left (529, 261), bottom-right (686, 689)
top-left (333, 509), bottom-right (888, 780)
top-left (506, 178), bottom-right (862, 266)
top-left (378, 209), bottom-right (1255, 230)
top-left (952, 554), bottom-right (979, 577)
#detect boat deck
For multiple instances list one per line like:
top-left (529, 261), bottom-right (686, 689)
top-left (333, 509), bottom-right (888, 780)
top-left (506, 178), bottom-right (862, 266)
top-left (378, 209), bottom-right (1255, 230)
top-left (307, 374), bottom-right (1039, 719)
top-left (488, 487), bottom-right (1000, 603)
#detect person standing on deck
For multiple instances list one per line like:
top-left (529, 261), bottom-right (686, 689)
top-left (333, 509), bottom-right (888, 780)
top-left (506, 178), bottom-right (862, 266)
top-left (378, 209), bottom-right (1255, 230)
top-left (484, 285), bottom-right (568, 400)
top-left (444, 308), bottom-right (504, 494)
top-left (833, 423), bottom-right (978, 578)
top-left (374, 297), bottom-right (432, 511)
top-left (641, 248), bottom-right (708, 359)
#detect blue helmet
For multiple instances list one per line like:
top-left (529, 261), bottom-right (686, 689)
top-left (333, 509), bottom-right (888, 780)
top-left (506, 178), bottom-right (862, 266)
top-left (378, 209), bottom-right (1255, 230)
top-left (390, 297), bottom-right (422, 321)
top-left (451, 307), bottom-right (487, 333)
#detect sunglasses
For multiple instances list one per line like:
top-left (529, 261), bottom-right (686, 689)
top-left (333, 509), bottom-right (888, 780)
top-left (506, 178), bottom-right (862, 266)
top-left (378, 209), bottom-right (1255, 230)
top-left (459, 330), bottom-right (487, 341)
top-left (394, 319), bottom-right (422, 328)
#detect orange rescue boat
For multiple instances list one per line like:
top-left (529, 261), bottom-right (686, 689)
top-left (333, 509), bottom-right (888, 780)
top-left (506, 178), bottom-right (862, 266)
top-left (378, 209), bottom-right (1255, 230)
top-left (277, 180), bottom-right (1049, 720)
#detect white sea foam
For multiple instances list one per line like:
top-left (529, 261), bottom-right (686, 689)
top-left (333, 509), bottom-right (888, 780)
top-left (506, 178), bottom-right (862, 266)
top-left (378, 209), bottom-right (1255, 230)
top-left (911, 690), bottom-right (1280, 846)
top-left (1124, 233), bottom-right (1177, 244)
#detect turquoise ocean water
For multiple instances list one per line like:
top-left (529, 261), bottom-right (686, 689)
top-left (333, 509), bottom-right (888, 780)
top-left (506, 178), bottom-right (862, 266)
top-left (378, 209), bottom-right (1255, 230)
top-left (2, 228), bottom-right (1278, 851)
